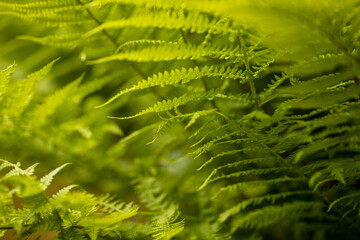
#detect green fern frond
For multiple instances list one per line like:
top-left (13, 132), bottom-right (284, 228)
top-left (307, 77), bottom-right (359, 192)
top-left (1, 10), bottom-right (91, 27)
top-left (151, 208), bottom-right (185, 240)
top-left (328, 192), bottom-right (360, 212)
top-left (96, 194), bottom-right (138, 215)
top-left (231, 201), bottom-right (324, 230)
top-left (87, 41), bottom-right (243, 64)
top-left (0, 0), bottom-right (91, 27)
top-left (219, 191), bottom-right (313, 222)
top-left (40, 163), bottom-right (71, 190)
top-left (97, 66), bottom-right (244, 108)
top-left (29, 74), bottom-right (83, 128)
top-left (200, 167), bottom-right (290, 191)
top-left (198, 148), bottom-right (266, 171)
top-left (1, 58), bottom-right (59, 121)
top-left (0, 63), bottom-right (16, 101)
top-left (148, 109), bottom-right (217, 144)
top-left (213, 157), bottom-right (278, 171)
top-left (109, 89), bottom-right (231, 120)
top-left (191, 131), bottom-right (247, 158)
top-left (269, 71), bottom-right (354, 99)
top-left (287, 53), bottom-right (350, 76)
top-left (86, 9), bottom-right (234, 37)
top-left (214, 178), bottom-right (306, 199)
top-left (286, 85), bottom-right (360, 110)
top-left (0, 160), bottom-right (38, 177)
top-left (94, 0), bottom-right (227, 16)
top-left (18, 33), bottom-right (88, 48)
top-left (51, 185), bottom-right (80, 199)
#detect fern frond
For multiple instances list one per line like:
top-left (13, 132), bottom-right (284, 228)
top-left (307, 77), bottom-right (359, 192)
top-left (29, 74), bottom-right (83, 128)
top-left (0, 63), bottom-right (16, 101)
top-left (40, 163), bottom-right (71, 190)
top-left (272, 71), bottom-right (354, 98)
top-left (96, 194), bottom-right (138, 214)
top-left (191, 131), bottom-right (247, 158)
top-left (0, 1), bottom-right (91, 27)
top-left (87, 41), bottom-right (243, 64)
top-left (200, 167), bottom-right (290, 191)
top-left (151, 208), bottom-right (184, 240)
top-left (148, 109), bottom-right (217, 144)
top-left (231, 201), bottom-right (324, 230)
top-left (199, 167), bottom-right (290, 191)
top-left (214, 157), bottom-right (278, 171)
top-left (51, 185), bottom-right (80, 199)
top-left (214, 178), bottom-right (306, 199)
top-left (0, 160), bottom-right (38, 177)
top-left (295, 130), bottom-right (360, 163)
top-left (86, 9), bottom-right (234, 37)
top-left (109, 89), bottom-right (240, 120)
top-left (1, 58), bottom-right (59, 121)
top-left (259, 73), bottom-right (289, 105)
top-left (219, 191), bottom-right (313, 222)
top-left (328, 192), bottom-right (360, 212)
top-left (287, 85), bottom-right (360, 110)
top-left (97, 66), bottom-right (244, 108)
top-left (18, 33), bottom-right (88, 48)
top-left (287, 53), bottom-right (350, 77)
top-left (198, 148), bottom-right (266, 171)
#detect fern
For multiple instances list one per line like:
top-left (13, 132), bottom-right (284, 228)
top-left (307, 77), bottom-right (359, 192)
top-left (1, 0), bottom-right (360, 239)
top-left (231, 201), bottom-right (325, 230)
top-left (97, 65), bottom-right (244, 108)
top-left (87, 40), bottom-right (243, 64)
top-left (85, 9), bottom-right (234, 37)
top-left (0, 160), bottom-right (137, 239)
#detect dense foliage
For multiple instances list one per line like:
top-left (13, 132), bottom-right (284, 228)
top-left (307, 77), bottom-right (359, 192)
top-left (1, 0), bottom-right (360, 239)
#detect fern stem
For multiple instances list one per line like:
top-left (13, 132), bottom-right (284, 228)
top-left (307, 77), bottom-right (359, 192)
top-left (238, 34), bottom-right (259, 109)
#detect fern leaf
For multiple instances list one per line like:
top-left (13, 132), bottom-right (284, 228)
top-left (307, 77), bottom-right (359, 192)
top-left (18, 33), bottom-right (87, 48)
top-left (1, 58), bottom-right (59, 120)
top-left (273, 71), bottom-right (354, 98)
top-left (219, 191), bottom-right (313, 222)
top-left (85, 10), bottom-right (234, 37)
top-left (151, 208), bottom-right (184, 240)
top-left (231, 201), bottom-right (324, 230)
top-left (0, 160), bottom-right (38, 177)
top-left (29, 74), bottom-right (83, 128)
top-left (328, 192), bottom-right (360, 212)
top-left (198, 148), bottom-right (266, 171)
top-left (51, 184), bottom-right (81, 199)
top-left (199, 167), bottom-right (290, 190)
top-left (40, 163), bottom-right (71, 190)
top-left (94, 0), bottom-right (222, 14)
top-left (97, 66), bottom-right (244, 108)
top-left (0, 1), bottom-right (90, 27)
top-left (214, 178), bottom-right (306, 199)
top-left (96, 194), bottom-right (138, 214)
top-left (191, 131), bottom-right (247, 158)
top-left (0, 63), bottom-right (16, 101)
top-left (87, 41), bottom-right (242, 64)
top-left (109, 89), bottom-right (225, 119)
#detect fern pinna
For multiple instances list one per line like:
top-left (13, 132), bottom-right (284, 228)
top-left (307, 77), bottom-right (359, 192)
top-left (0, 0), bottom-right (360, 239)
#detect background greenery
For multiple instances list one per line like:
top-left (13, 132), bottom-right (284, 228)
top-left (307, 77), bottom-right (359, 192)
top-left (1, 0), bottom-right (360, 239)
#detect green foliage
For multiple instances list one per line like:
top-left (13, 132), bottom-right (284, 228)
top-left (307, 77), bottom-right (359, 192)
top-left (0, 159), bottom-right (137, 239)
top-left (0, 0), bottom-right (360, 239)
